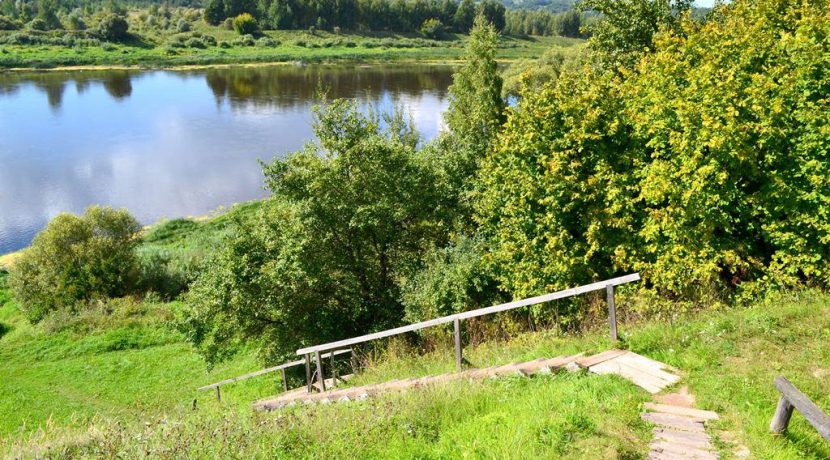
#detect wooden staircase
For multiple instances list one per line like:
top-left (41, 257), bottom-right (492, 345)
top-left (253, 349), bottom-right (680, 411)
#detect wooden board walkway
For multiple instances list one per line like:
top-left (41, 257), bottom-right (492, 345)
top-left (643, 388), bottom-right (722, 460)
top-left (252, 348), bottom-right (738, 459)
top-left (254, 349), bottom-right (681, 411)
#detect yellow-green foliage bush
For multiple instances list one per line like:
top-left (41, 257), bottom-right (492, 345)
top-left (9, 206), bottom-right (142, 323)
top-left (477, 0), bottom-right (830, 303)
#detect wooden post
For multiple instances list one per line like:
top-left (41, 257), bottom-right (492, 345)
top-left (771, 376), bottom-right (830, 441)
top-left (330, 351), bottom-right (338, 387)
top-left (215, 386), bottom-right (221, 402)
top-left (453, 318), bottom-right (462, 371)
top-left (281, 368), bottom-right (288, 393)
top-left (305, 353), bottom-right (312, 393)
top-left (607, 285), bottom-right (618, 341)
top-left (770, 395), bottom-right (794, 434)
top-left (315, 350), bottom-right (326, 392)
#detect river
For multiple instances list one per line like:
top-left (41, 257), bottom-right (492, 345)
top-left (0, 63), bottom-right (454, 254)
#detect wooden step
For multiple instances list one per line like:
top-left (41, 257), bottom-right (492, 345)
top-left (644, 402), bottom-right (719, 421)
top-left (642, 412), bottom-right (706, 432)
top-left (576, 349), bottom-right (628, 368)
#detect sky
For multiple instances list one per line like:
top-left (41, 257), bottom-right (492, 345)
top-left (695, 0), bottom-right (718, 7)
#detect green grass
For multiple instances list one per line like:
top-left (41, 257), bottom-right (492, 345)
top-left (2, 253), bottom-right (829, 459)
top-left (0, 28), bottom-right (583, 69)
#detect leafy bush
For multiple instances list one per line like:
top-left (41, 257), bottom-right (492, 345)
top-left (65, 12), bottom-right (86, 31)
top-left (232, 13), bottom-right (258, 36)
top-left (218, 40), bottom-right (231, 48)
top-left (0, 15), bottom-right (20, 30)
top-left (27, 18), bottom-right (48, 31)
top-left (9, 206), bottom-right (142, 323)
top-left (420, 18), bottom-right (444, 39)
top-left (176, 18), bottom-right (191, 33)
top-left (95, 14), bottom-right (129, 41)
top-left (2, 32), bottom-right (34, 45)
top-left (184, 37), bottom-right (206, 48)
top-left (234, 34), bottom-right (255, 46)
top-left (476, 0), bottom-right (830, 302)
top-left (184, 100), bottom-right (443, 365)
top-left (256, 37), bottom-right (276, 47)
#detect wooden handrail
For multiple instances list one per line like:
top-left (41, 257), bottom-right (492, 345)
top-left (297, 273), bottom-right (640, 356)
top-left (198, 349), bottom-right (352, 392)
top-left (770, 376), bottom-right (830, 443)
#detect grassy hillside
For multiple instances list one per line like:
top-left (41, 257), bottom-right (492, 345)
top-left (0, 26), bottom-right (583, 69)
top-left (2, 225), bottom-right (829, 460)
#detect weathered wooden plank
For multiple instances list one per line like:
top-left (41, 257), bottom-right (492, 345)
top-left (607, 285), bottom-right (617, 341)
top-left (590, 359), bottom-right (667, 393)
top-left (651, 442), bottom-right (718, 459)
top-left (612, 353), bottom-right (681, 386)
top-left (315, 350), bottom-right (326, 392)
top-left (771, 376), bottom-right (830, 442)
top-left (653, 429), bottom-right (712, 449)
top-left (296, 274), bottom-right (641, 355)
top-left (644, 403), bottom-right (719, 421)
top-left (619, 351), bottom-right (681, 375)
top-left (198, 349), bottom-right (351, 391)
top-left (454, 318), bottom-right (462, 371)
top-left (642, 412), bottom-right (706, 432)
top-left (576, 349), bottom-right (628, 368)
top-left (652, 426), bottom-right (709, 443)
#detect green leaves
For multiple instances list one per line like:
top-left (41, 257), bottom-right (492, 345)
top-left (477, 0), bottom-right (830, 303)
top-left (186, 100), bottom-right (444, 365)
top-left (9, 206), bottom-right (142, 323)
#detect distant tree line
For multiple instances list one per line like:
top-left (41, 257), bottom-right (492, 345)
top-left (504, 8), bottom-right (585, 37)
top-left (204, 0), bottom-right (506, 33)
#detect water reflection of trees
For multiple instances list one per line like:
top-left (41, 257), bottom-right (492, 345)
top-left (200, 65), bottom-right (454, 109)
top-left (0, 70), bottom-right (137, 108)
top-left (0, 65), bottom-right (453, 110)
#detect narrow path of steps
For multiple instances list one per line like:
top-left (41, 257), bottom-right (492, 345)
top-left (642, 393), bottom-right (721, 460)
top-left (254, 349), bottom-right (679, 411)
top-left (253, 349), bottom-right (738, 459)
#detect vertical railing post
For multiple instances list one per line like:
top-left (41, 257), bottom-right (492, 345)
top-left (281, 368), bottom-right (288, 393)
top-left (330, 351), bottom-right (338, 387)
top-left (315, 350), bottom-right (326, 392)
top-left (453, 318), bottom-right (462, 370)
top-left (305, 353), bottom-right (312, 393)
top-left (770, 395), bottom-right (795, 434)
top-left (215, 386), bottom-right (221, 402)
top-left (607, 284), bottom-right (618, 341)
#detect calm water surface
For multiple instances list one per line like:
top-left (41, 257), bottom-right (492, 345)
top-left (0, 64), bottom-right (454, 253)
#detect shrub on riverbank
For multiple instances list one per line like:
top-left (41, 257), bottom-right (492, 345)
top-left (9, 206), bottom-right (142, 323)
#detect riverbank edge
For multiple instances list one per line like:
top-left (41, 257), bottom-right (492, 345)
top-left (0, 57), bottom-right (468, 73)
top-left (0, 53), bottom-right (548, 73)
top-left (0, 198), bottom-right (265, 268)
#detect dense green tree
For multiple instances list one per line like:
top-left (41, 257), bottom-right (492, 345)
top-left (184, 100), bottom-right (444, 364)
top-left (445, 15), bottom-right (504, 162)
top-left (477, 0), bottom-right (504, 32)
top-left (232, 12), bottom-right (258, 34)
top-left (420, 17), bottom-right (443, 38)
top-left (9, 206), bottom-right (142, 323)
top-left (95, 12), bottom-right (129, 40)
top-left (203, 0), bottom-right (226, 25)
top-left (452, 0), bottom-right (474, 32)
top-left (35, 0), bottom-right (61, 29)
top-left (477, 0), bottom-right (830, 303)
top-left (581, 0), bottom-right (692, 69)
